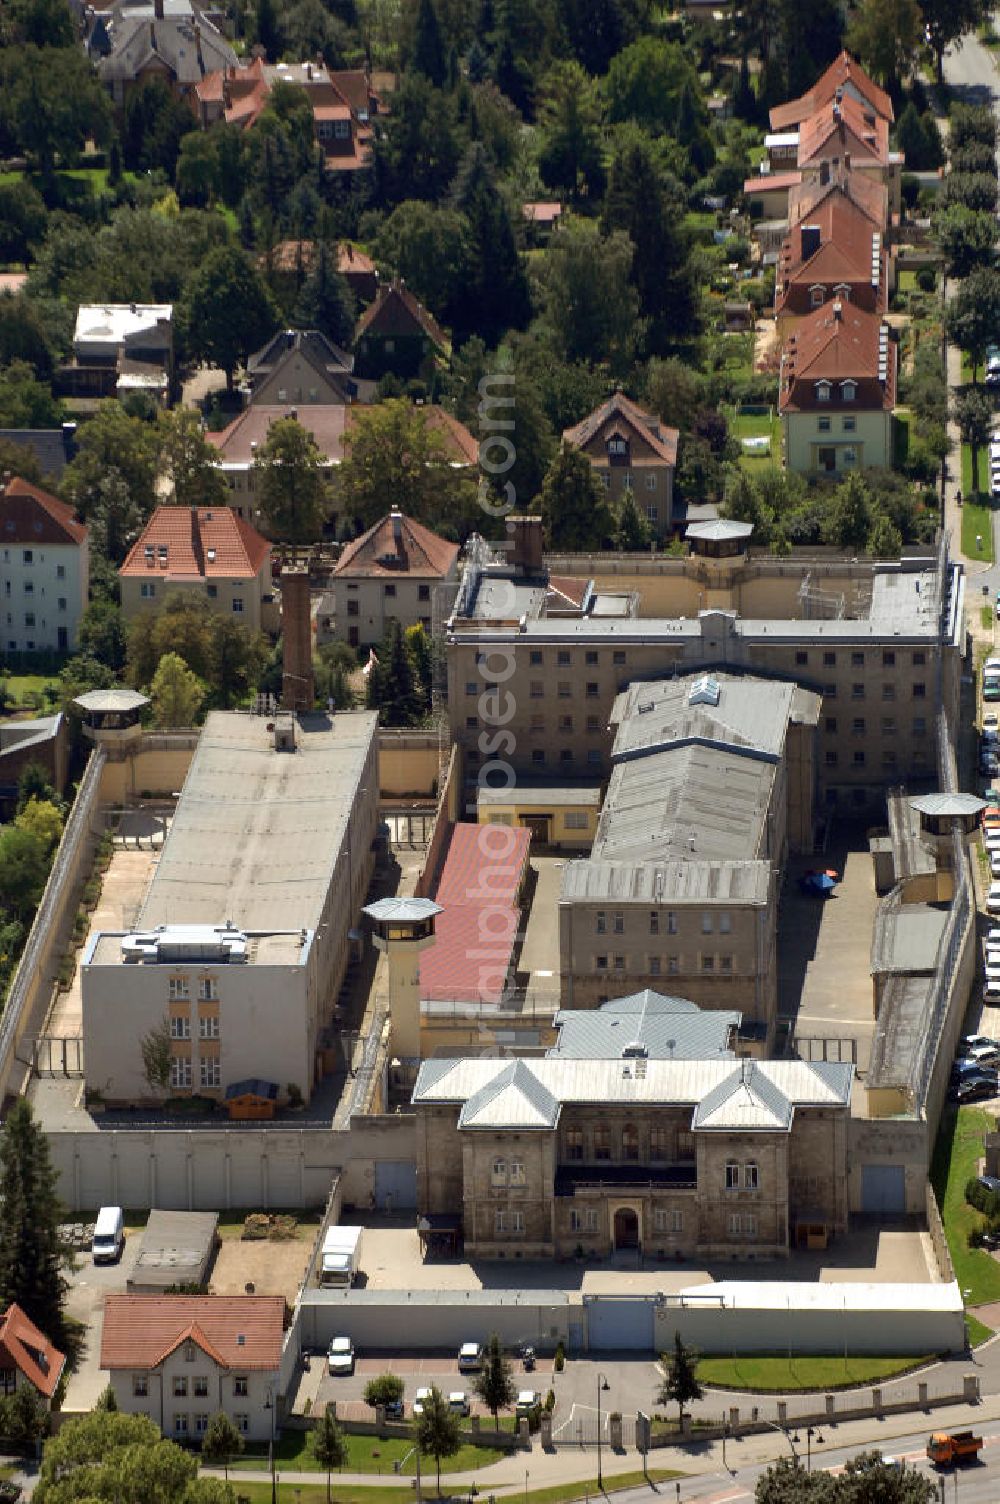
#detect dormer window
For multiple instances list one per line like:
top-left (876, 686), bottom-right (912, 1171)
top-left (607, 432), bottom-right (628, 458)
top-left (809, 285), bottom-right (825, 307)
top-left (833, 284), bottom-right (851, 300)
top-left (841, 380), bottom-right (857, 401)
top-left (815, 381), bottom-right (831, 402)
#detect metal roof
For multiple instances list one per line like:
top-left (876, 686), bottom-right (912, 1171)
top-left (476, 784), bottom-right (602, 808)
top-left (910, 793), bottom-right (985, 817)
top-left (413, 1057), bottom-right (853, 1127)
top-left (684, 520), bottom-right (754, 542)
top-left (139, 710), bottom-right (377, 932)
top-left (692, 1060), bottom-right (793, 1131)
top-left (560, 858), bottom-right (770, 905)
top-left (73, 688), bottom-right (149, 712)
top-left (549, 993), bottom-right (739, 1061)
top-left (364, 897), bottom-right (442, 923)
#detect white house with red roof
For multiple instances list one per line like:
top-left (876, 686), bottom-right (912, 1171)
top-left (119, 506), bottom-right (273, 633)
top-left (100, 1294), bottom-right (284, 1441)
top-left (0, 475), bottom-right (89, 653)
top-left (320, 506), bottom-right (460, 650)
top-left (779, 299), bottom-right (896, 474)
top-left (0, 1303), bottom-right (66, 1407)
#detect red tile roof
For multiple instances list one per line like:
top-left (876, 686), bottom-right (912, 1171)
top-left (797, 94), bottom-right (889, 168)
top-left (778, 195), bottom-right (885, 309)
top-left (779, 300), bottom-right (895, 413)
top-left (0, 476), bottom-right (87, 546)
top-left (334, 511), bottom-right (459, 579)
top-left (120, 506), bottom-right (270, 581)
top-left (788, 171), bottom-right (887, 233)
top-left (420, 823), bottom-right (531, 1004)
top-left (743, 171), bottom-right (803, 196)
top-left (354, 282), bottom-right (448, 352)
top-left (770, 50), bottom-right (894, 132)
top-left (563, 392), bottom-right (679, 467)
top-left (523, 202), bottom-right (563, 223)
top-left (209, 404), bottom-right (477, 468)
top-left (0, 1304), bottom-right (65, 1399)
top-left (261, 241), bottom-right (375, 278)
top-left (101, 1295), bottom-right (285, 1371)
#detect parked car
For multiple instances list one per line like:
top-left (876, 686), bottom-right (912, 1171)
top-left (457, 1342), bottom-right (483, 1372)
top-left (966, 1042), bottom-right (1000, 1066)
top-left (448, 1392), bottom-right (471, 1416)
top-left (988, 851), bottom-right (1000, 877)
top-left (327, 1336), bottom-right (355, 1375)
top-left (983, 828), bottom-right (1000, 850)
top-left (384, 1396), bottom-right (404, 1419)
top-left (986, 883), bottom-right (1000, 913)
top-left (962, 1035), bottom-right (999, 1052)
top-left (952, 1056), bottom-right (997, 1078)
top-left (985, 713), bottom-right (1000, 737)
top-left (985, 976), bottom-right (1000, 1000)
top-left (976, 1175), bottom-right (1000, 1195)
top-left (515, 1390), bottom-right (540, 1416)
top-left (413, 1387), bottom-right (433, 1415)
top-left (950, 1078), bottom-right (998, 1103)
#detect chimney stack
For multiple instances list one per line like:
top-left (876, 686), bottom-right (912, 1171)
top-left (507, 515), bottom-right (544, 576)
top-left (281, 567), bottom-right (314, 714)
top-left (832, 300), bottom-right (843, 321)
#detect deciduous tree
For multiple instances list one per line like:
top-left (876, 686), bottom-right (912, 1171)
top-left (313, 1406), bottom-right (348, 1504)
top-left (846, 0), bottom-right (920, 93)
top-left (201, 1411), bottom-right (244, 1479)
top-left (179, 245), bottom-right (280, 392)
top-left (935, 203), bottom-right (999, 280)
top-left (920, 0), bottom-right (990, 83)
top-left (150, 652), bottom-right (206, 727)
top-left (157, 408), bottom-right (228, 510)
top-left (536, 60), bottom-right (605, 203)
top-left (338, 399), bottom-right (476, 531)
top-left (536, 217), bottom-right (643, 372)
top-left (413, 1385), bottom-right (461, 1493)
top-left (254, 417), bottom-right (329, 541)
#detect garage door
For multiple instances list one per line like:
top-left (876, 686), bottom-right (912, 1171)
top-left (586, 1297), bottom-right (656, 1352)
top-left (374, 1160), bottom-right (417, 1210)
top-left (862, 1164), bottom-right (905, 1214)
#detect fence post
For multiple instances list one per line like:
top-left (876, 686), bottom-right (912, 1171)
top-left (825, 1394), bottom-right (835, 1420)
top-left (963, 1374), bottom-right (980, 1403)
top-left (918, 1382), bottom-right (928, 1407)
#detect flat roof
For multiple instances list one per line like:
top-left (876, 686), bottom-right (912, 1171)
top-left (871, 903), bottom-right (949, 975)
top-left (127, 1209), bottom-right (218, 1291)
top-left (476, 784), bottom-right (603, 808)
top-left (138, 710), bottom-right (377, 932)
top-left (669, 1280), bottom-right (962, 1313)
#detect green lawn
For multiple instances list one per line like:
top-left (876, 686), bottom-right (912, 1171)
top-left (695, 1354), bottom-right (928, 1392)
top-left (967, 1314), bottom-right (994, 1348)
top-left (930, 1105), bottom-right (1000, 1312)
top-left (229, 1431), bottom-right (504, 1476)
top-left (983, 605), bottom-right (995, 631)
top-left (727, 406), bottom-right (782, 473)
top-left (216, 1469), bottom-right (683, 1504)
top-left (961, 444), bottom-right (996, 561)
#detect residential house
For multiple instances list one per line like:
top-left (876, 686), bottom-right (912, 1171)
top-left (769, 50), bottom-right (894, 133)
top-left (0, 1304), bottom-right (65, 1407)
top-left (244, 329), bottom-right (356, 406)
top-left (60, 304), bottom-right (174, 404)
top-left (195, 58), bottom-right (381, 173)
top-left (775, 192), bottom-right (888, 337)
top-left (93, 0), bottom-right (236, 107)
top-left (779, 298), bottom-right (896, 474)
top-left (562, 392), bottom-right (679, 538)
top-left (794, 96), bottom-right (901, 217)
top-left (412, 1054), bottom-right (852, 1260)
top-left (0, 424), bottom-right (78, 483)
top-left (321, 507), bottom-right (460, 650)
top-left (0, 475), bottom-right (89, 653)
top-left (262, 242), bottom-right (378, 305)
top-left (100, 1294), bottom-right (284, 1441)
top-left (209, 403), bottom-right (477, 532)
top-left (119, 506), bottom-right (273, 632)
top-left (353, 281), bottom-right (449, 381)
top-left (522, 202), bottom-right (563, 245)
top-left (787, 169), bottom-right (888, 237)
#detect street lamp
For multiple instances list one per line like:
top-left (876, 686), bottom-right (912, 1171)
top-left (264, 1389), bottom-right (277, 1504)
top-left (596, 1373), bottom-right (610, 1490)
top-left (806, 1427), bottom-right (823, 1472)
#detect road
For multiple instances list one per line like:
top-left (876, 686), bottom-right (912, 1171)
top-left (943, 25), bottom-right (1000, 595)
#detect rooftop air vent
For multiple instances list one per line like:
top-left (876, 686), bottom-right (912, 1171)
top-left (688, 673), bottom-right (721, 707)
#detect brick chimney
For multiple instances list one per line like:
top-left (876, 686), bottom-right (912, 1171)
top-left (507, 515), bottom-right (544, 576)
top-left (281, 567), bottom-right (314, 713)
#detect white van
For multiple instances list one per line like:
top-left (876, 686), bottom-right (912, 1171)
top-left (92, 1206), bottom-right (124, 1264)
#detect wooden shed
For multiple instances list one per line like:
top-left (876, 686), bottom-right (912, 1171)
top-left (224, 1079), bottom-right (279, 1120)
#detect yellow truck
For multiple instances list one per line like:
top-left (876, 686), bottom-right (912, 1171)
top-left (926, 1431), bottom-right (983, 1466)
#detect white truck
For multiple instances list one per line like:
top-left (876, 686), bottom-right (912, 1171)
top-left (318, 1224), bottom-right (364, 1287)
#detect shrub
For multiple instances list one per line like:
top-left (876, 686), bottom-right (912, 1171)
top-left (965, 1176), bottom-right (1000, 1217)
top-left (544, 1389), bottom-right (556, 1411)
top-left (917, 267), bottom-right (936, 292)
top-left (554, 1342), bottom-right (565, 1372)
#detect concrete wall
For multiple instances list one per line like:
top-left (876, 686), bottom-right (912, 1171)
top-left (378, 731), bottom-right (444, 798)
top-left (336, 1114), bottom-right (418, 1207)
top-left (98, 736), bottom-right (197, 804)
top-left (653, 1294), bottom-right (965, 1356)
top-left (414, 743), bottom-right (461, 899)
top-left (846, 1116), bottom-right (929, 1216)
top-left (296, 1289), bottom-right (574, 1354)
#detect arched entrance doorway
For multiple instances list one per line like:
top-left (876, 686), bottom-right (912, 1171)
top-left (613, 1206), bottom-right (640, 1250)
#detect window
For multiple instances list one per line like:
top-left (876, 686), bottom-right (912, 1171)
top-left (649, 956), bottom-right (661, 975)
top-left (565, 811), bottom-right (588, 829)
top-left (678, 1131), bottom-right (694, 1159)
top-left (725, 1162), bottom-right (740, 1190)
top-left (851, 652), bottom-right (864, 667)
top-left (195, 1414), bottom-right (209, 1435)
top-left (841, 380), bottom-right (856, 401)
top-left (173, 1377), bottom-right (188, 1397)
top-left (510, 1160), bottom-right (526, 1187)
top-left (851, 717), bottom-right (865, 735)
top-left (881, 717), bottom-right (896, 735)
top-left (913, 716), bottom-right (926, 736)
top-left (169, 1016), bottom-right (190, 1039)
top-left (913, 682), bottom-right (926, 699)
top-left (817, 417), bottom-right (831, 433)
top-left (194, 1377), bottom-right (209, 1397)
top-left (594, 1125), bottom-right (610, 1160)
top-left (530, 681), bottom-right (543, 698)
top-left (649, 911), bottom-right (660, 935)
top-left (494, 1209), bottom-right (507, 1234)
top-left (566, 1127), bottom-right (584, 1161)
top-left (418, 584), bottom-right (430, 601)
top-left (825, 750), bottom-right (838, 767)
top-left (531, 749), bottom-right (545, 765)
top-left (851, 684), bottom-right (864, 699)
top-left (853, 749), bottom-right (865, 766)
top-left (843, 417), bottom-right (856, 433)
top-left (810, 287), bottom-right (825, 307)
top-left (613, 912), bottom-right (624, 934)
top-left (570, 1208), bottom-right (598, 1232)
top-left (530, 651), bottom-right (543, 666)
top-left (184, 1342), bottom-right (195, 1362)
top-left (824, 683), bottom-right (837, 698)
top-left (596, 912), bottom-right (606, 935)
top-left (559, 715), bottom-right (573, 733)
top-left (56, 565), bottom-right (65, 580)
top-left (823, 651), bottom-right (836, 667)
top-left (586, 749), bottom-right (601, 765)
top-left (133, 1375), bottom-right (149, 1397)
top-left (466, 717), bottom-right (478, 730)
top-left (622, 1123), bottom-right (639, 1160)
top-left (650, 1126), bottom-right (669, 1161)
top-left (23, 613), bottom-right (34, 628)
top-left (174, 1414), bottom-right (188, 1436)
top-left (882, 683), bottom-right (895, 701)
top-left (198, 977), bottom-right (218, 1002)
top-left (334, 118), bottom-right (350, 139)
top-left (347, 600), bottom-right (359, 617)
top-left (815, 382), bottom-right (831, 402)
top-left (207, 584), bottom-right (217, 599)
top-left (602, 473), bottom-right (611, 488)
top-left (882, 749), bottom-right (897, 768)
top-left (492, 1158), bottom-right (507, 1187)
top-left (586, 682), bottom-right (598, 698)
top-left (585, 651), bottom-right (598, 666)
top-left (200, 1058), bottom-right (221, 1089)
top-left (170, 1058), bottom-right (192, 1089)
top-left (558, 682), bottom-right (571, 698)
top-left (23, 581), bottom-right (32, 595)
top-left (169, 977), bottom-right (189, 1001)
top-left (728, 1213), bottom-right (742, 1236)
top-left (882, 651), bottom-right (895, 667)
top-left (558, 651), bottom-right (571, 667)
top-left (613, 651), bottom-right (626, 666)
top-left (719, 912), bottom-right (731, 934)
top-left (744, 1213), bottom-right (758, 1238)
top-left (235, 1415), bottom-right (249, 1435)
top-left (530, 713), bottom-right (544, 734)
top-left (701, 913), bottom-right (712, 934)
top-left (234, 1376), bottom-right (249, 1398)
top-left (646, 505), bottom-right (658, 522)
top-left (744, 1162), bottom-right (758, 1190)
top-left (232, 598), bottom-right (243, 614)
top-left (795, 651), bottom-right (808, 666)
top-left (21, 550), bottom-right (31, 564)
top-left (666, 911), bottom-right (677, 934)
top-left (702, 955), bottom-right (714, 971)
top-left (667, 955), bottom-right (679, 974)
top-left (586, 715), bottom-right (601, 733)
top-left (465, 682), bottom-right (477, 697)
top-left (384, 584), bottom-right (396, 599)
top-left (646, 474), bottom-right (657, 491)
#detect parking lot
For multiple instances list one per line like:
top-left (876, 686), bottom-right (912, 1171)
top-left (62, 1228), bottom-right (142, 1414)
